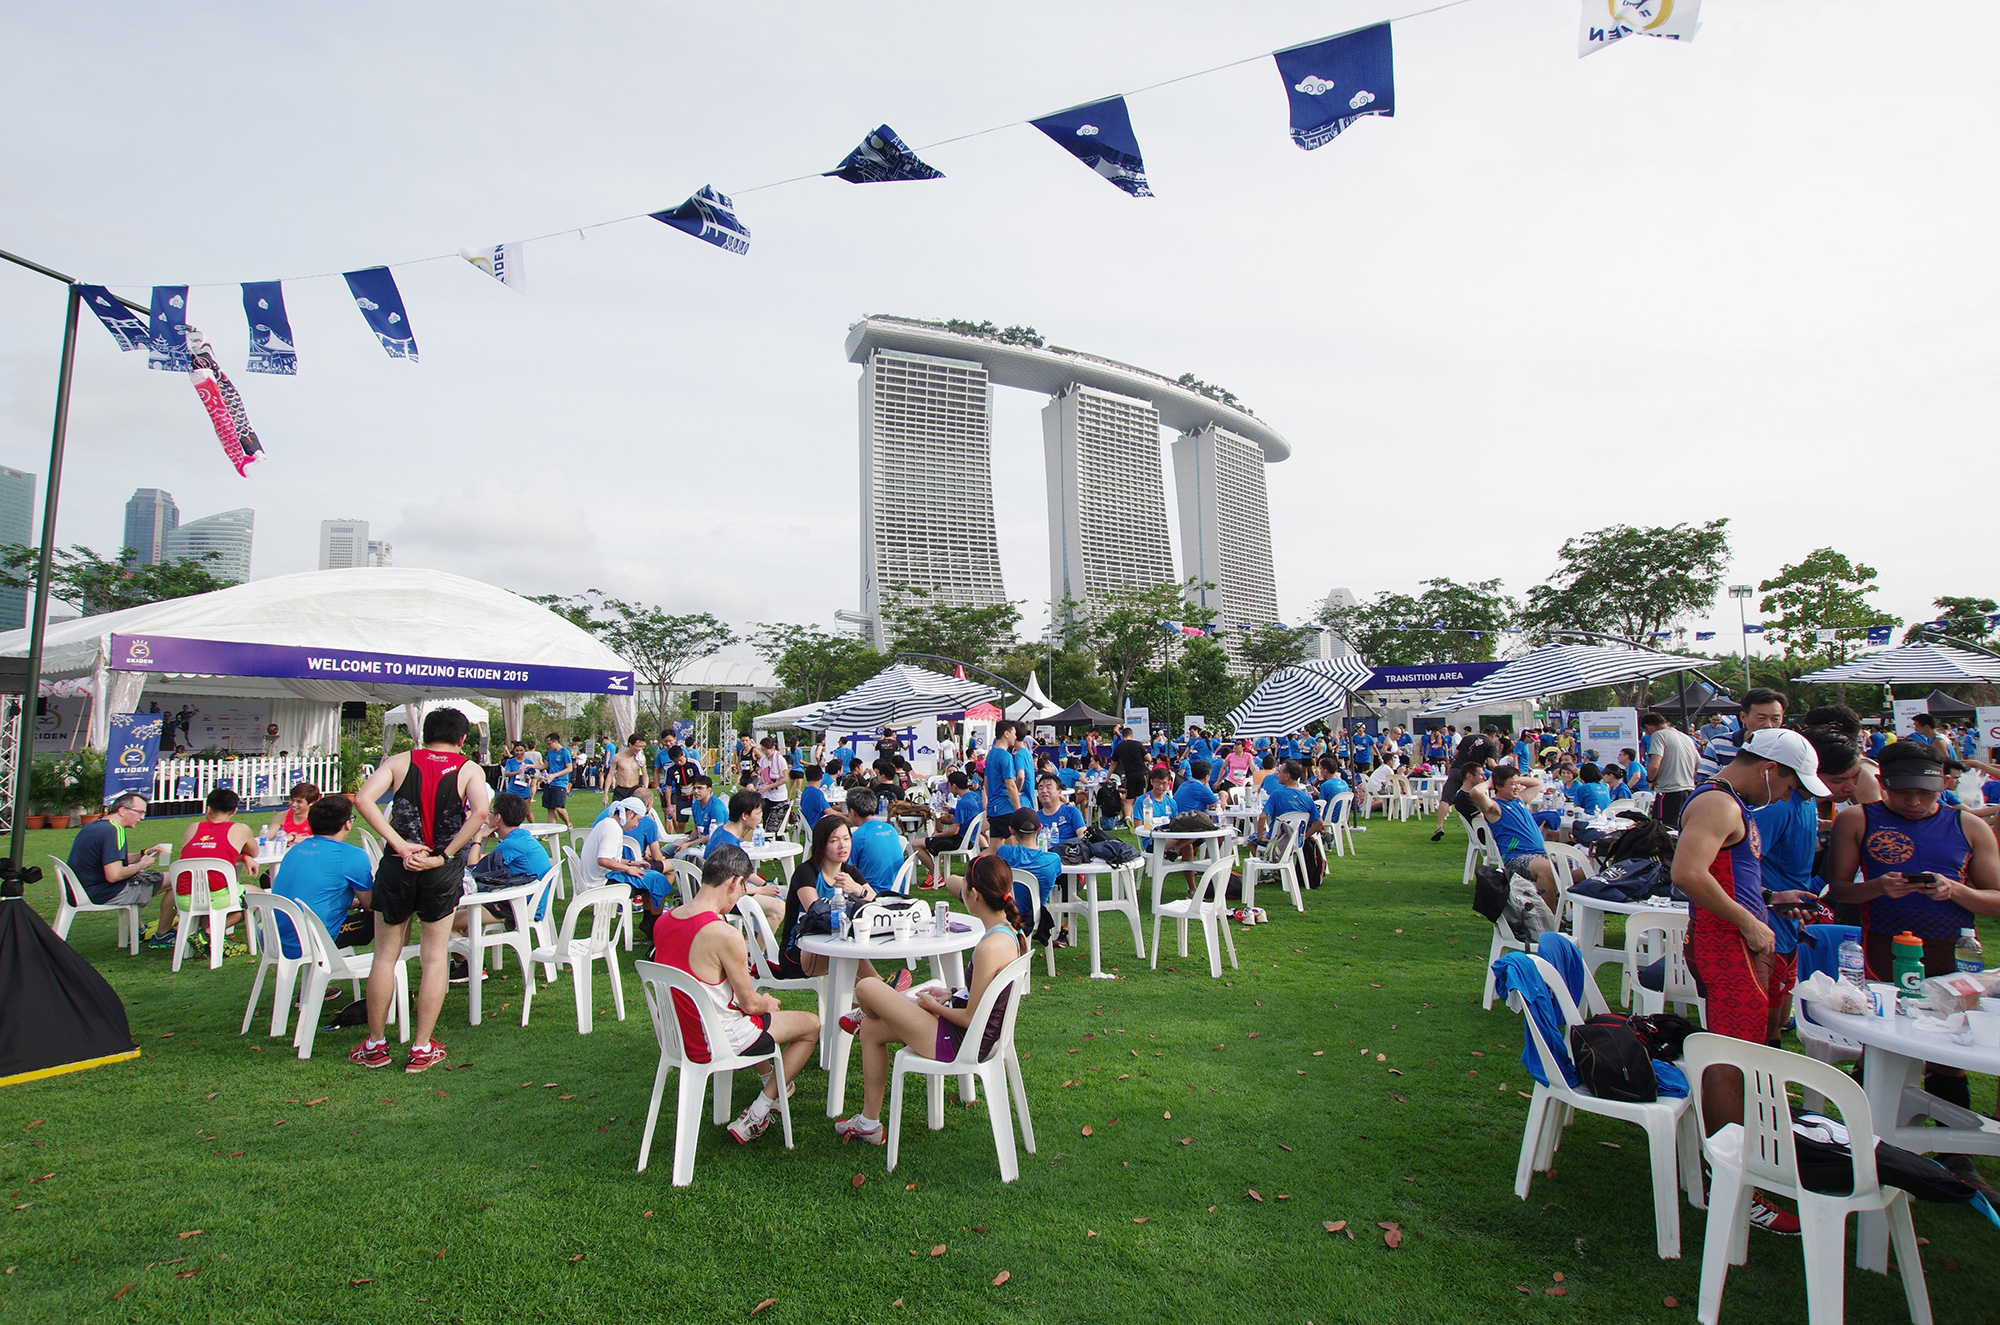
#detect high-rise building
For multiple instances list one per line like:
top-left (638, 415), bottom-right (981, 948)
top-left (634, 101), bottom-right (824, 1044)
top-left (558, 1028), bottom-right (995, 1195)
top-left (0, 467), bottom-right (34, 630)
top-left (122, 488), bottom-right (179, 565)
top-left (367, 539), bottom-right (393, 567)
top-left (1173, 424), bottom-right (1280, 658)
top-left (164, 508), bottom-right (254, 585)
top-left (856, 347), bottom-right (1006, 648)
top-left (1042, 384), bottom-right (1175, 625)
top-left (1319, 587), bottom-right (1360, 658)
top-left (319, 519), bottom-right (369, 570)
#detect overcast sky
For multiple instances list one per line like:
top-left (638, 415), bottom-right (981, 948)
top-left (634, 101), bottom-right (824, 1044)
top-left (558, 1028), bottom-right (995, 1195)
top-left (2, 1), bottom-right (1993, 669)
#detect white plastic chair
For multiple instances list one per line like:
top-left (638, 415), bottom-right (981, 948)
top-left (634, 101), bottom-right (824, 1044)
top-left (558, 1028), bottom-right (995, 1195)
top-left (1793, 927), bottom-right (1864, 1108)
top-left (935, 812), bottom-right (985, 887)
top-left (1149, 855), bottom-right (1238, 979)
top-left (885, 948), bottom-right (1036, 1181)
top-left (1506, 953), bottom-right (1704, 1260)
top-left (1004, 867), bottom-right (1050, 987)
top-left (356, 830), bottom-right (384, 875)
top-left (563, 844), bottom-right (638, 952)
top-left (634, 958), bottom-right (795, 1186)
top-left (49, 855), bottom-right (143, 955)
top-left (1624, 914), bottom-right (1706, 1022)
top-left (887, 856), bottom-right (917, 897)
top-left (1459, 812), bottom-right (1501, 885)
top-left (732, 895), bottom-right (821, 1002)
top-left (246, 891), bottom-right (412, 1059)
top-left (526, 883), bottom-right (630, 1034)
top-left (663, 857), bottom-right (705, 907)
top-left (1682, 1033), bottom-right (1933, 1325)
top-left (1242, 812), bottom-right (1309, 914)
top-left (1323, 793), bottom-right (1356, 857)
top-left (166, 860), bottom-right (250, 973)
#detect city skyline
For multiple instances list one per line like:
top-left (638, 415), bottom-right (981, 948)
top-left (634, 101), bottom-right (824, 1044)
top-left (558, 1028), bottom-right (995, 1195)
top-left (0, 467), bottom-right (33, 630)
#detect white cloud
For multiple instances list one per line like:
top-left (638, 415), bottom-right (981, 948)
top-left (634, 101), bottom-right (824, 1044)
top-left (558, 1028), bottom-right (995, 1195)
top-left (1074, 123), bottom-right (1098, 136)
top-left (354, 296), bottom-right (380, 311)
top-left (1348, 89), bottom-right (1375, 110)
top-left (1293, 74), bottom-right (1335, 96)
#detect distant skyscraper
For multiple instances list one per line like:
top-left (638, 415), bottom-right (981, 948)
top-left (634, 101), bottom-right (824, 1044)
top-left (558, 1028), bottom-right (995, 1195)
top-left (0, 467), bottom-right (34, 630)
top-left (319, 519), bottom-right (369, 570)
top-left (856, 347), bottom-right (1006, 648)
top-left (1042, 384), bottom-right (1175, 625)
top-left (1173, 424), bottom-right (1279, 661)
top-left (367, 539), bottom-right (393, 567)
top-left (1319, 587), bottom-right (1360, 658)
top-left (164, 508), bottom-right (254, 585)
top-left (122, 488), bottom-right (179, 565)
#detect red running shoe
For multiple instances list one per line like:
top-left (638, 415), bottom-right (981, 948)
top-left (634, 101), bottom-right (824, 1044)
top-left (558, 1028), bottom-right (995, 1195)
top-left (404, 1039), bottom-right (448, 1074)
top-left (348, 1038), bottom-right (391, 1069)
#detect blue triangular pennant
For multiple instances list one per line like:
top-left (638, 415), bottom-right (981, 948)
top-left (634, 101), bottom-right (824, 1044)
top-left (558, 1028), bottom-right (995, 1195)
top-left (650, 186), bottom-right (751, 255)
top-left (241, 281), bottom-right (297, 375)
top-left (1866, 626), bottom-right (1891, 645)
top-left (1273, 24), bottom-right (1395, 151)
top-left (77, 286), bottom-right (149, 352)
top-left (1030, 96), bottom-right (1152, 197)
top-left (342, 267), bottom-right (418, 361)
top-left (827, 125), bottom-right (944, 183)
top-left (147, 285), bottom-right (191, 372)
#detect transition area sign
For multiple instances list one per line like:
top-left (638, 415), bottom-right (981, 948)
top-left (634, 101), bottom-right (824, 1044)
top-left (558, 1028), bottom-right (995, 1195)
top-left (1363, 661), bottom-right (1506, 690)
top-left (110, 634), bottom-right (634, 695)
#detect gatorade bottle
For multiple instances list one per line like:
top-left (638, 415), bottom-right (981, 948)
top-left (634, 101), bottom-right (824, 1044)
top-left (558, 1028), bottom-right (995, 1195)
top-left (1891, 931), bottom-right (1926, 1002)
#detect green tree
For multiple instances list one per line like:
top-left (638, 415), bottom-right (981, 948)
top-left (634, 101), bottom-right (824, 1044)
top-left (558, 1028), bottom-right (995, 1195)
top-left (531, 590), bottom-right (734, 722)
top-left (749, 623), bottom-right (887, 706)
top-left (989, 641), bottom-right (1111, 712)
top-left (0, 543), bottom-right (231, 615)
top-left (1906, 595), bottom-right (2000, 645)
top-left (1082, 580), bottom-right (1217, 718)
top-left (1317, 577), bottom-right (1514, 666)
top-left (526, 592), bottom-right (613, 634)
top-left (881, 584), bottom-right (1020, 669)
top-left (1757, 548), bottom-right (1900, 667)
top-left (1232, 625), bottom-right (1318, 684)
top-left (1520, 521), bottom-right (1731, 646)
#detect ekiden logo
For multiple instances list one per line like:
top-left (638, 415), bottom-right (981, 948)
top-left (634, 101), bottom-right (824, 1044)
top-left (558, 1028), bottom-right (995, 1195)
top-left (127, 639), bottom-right (151, 660)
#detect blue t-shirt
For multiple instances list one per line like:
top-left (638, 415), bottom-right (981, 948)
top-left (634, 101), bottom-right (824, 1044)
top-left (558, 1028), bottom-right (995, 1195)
top-left (799, 784), bottom-right (829, 828)
top-left (1057, 767), bottom-right (1080, 789)
top-left (986, 747), bottom-right (1026, 816)
top-left (1263, 782), bottom-right (1319, 824)
top-left (1750, 790), bottom-right (1821, 955)
top-left (1173, 780), bottom-right (1218, 815)
top-left (996, 842), bottom-right (1063, 906)
top-left (849, 819), bottom-right (905, 893)
top-left (487, 827), bottom-right (552, 879)
top-left (1188, 738), bottom-right (1214, 765)
top-left (1572, 782), bottom-right (1611, 814)
top-left (1037, 804), bottom-right (1085, 843)
top-left (689, 795), bottom-right (728, 834)
top-left (543, 746), bottom-right (573, 788)
top-left (1317, 776), bottom-right (1350, 803)
top-left (1513, 741), bottom-right (1532, 768)
top-left (502, 757), bottom-right (533, 796)
top-left (952, 791), bottom-right (983, 831)
top-left (1134, 792), bottom-right (1176, 847)
top-left (1983, 778), bottom-right (2000, 806)
top-left (1609, 782), bottom-right (1632, 802)
top-left (272, 836), bottom-right (375, 959)
top-left (1352, 733), bottom-right (1375, 763)
top-left (1490, 799), bottom-right (1546, 860)
top-left (708, 825), bottom-right (742, 854)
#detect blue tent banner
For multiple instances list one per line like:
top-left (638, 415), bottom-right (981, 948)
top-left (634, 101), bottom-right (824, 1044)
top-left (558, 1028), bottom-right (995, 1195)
top-left (109, 634), bottom-right (633, 695)
top-left (1363, 661), bottom-right (1507, 690)
top-left (104, 712), bottom-right (164, 805)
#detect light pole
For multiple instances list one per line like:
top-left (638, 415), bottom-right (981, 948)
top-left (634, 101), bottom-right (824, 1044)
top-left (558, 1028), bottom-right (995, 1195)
top-left (1728, 585), bottom-right (1754, 693)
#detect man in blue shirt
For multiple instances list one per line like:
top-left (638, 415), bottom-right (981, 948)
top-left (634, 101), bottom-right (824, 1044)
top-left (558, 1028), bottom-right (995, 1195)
top-left (915, 770), bottom-right (983, 886)
top-left (1462, 765), bottom-right (1559, 908)
top-left (1134, 767), bottom-right (1177, 853)
top-left (1174, 761), bottom-right (1220, 816)
top-left (541, 732), bottom-right (575, 827)
top-left (679, 776), bottom-right (727, 858)
top-left (1352, 728), bottom-right (1376, 767)
top-left (271, 794), bottom-right (375, 959)
top-left (1035, 774), bottom-right (1086, 844)
top-left (992, 806), bottom-right (1062, 938)
top-left (463, 792), bottom-right (555, 931)
top-left (798, 776), bottom-right (831, 832)
top-left (1256, 761), bottom-right (1320, 842)
top-left (986, 720), bottom-right (1028, 820)
top-left (845, 786), bottom-right (908, 894)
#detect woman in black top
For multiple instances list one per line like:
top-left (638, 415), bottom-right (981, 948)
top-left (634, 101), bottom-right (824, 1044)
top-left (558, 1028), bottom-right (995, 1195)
top-left (773, 815), bottom-right (901, 986)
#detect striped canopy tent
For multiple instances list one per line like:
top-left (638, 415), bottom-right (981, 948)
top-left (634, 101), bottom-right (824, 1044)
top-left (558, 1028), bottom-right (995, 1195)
top-left (1792, 641), bottom-right (2000, 685)
top-left (1417, 643), bottom-right (1709, 715)
top-left (1227, 656), bottom-right (1375, 737)
top-left (801, 663), bottom-right (998, 731)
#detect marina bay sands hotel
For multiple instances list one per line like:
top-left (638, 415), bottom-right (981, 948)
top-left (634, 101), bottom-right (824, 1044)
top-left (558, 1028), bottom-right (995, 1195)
top-left (844, 315), bottom-right (1286, 651)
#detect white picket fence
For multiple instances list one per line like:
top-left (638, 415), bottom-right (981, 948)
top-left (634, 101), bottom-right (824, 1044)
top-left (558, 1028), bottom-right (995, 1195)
top-left (151, 755), bottom-right (343, 807)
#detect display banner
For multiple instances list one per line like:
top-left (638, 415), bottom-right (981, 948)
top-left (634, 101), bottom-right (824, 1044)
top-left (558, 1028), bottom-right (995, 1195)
top-left (32, 698), bottom-right (86, 750)
top-left (1364, 661), bottom-right (1507, 690)
top-left (1976, 706), bottom-right (2000, 760)
top-left (1030, 96), bottom-right (1152, 197)
top-left (79, 286), bottom-right (150, 351)
top-left (1576, 708), bottom-right (1639, 765)
top-left (104, 712), bottom-right (164, 804)
top-left (1892, 698), bottom-right (1929, 737)
top-left (342, 266), bottom-right (420, 360)
top-left (1124, 706), bottom-right (1150, 744)
top-left (109, 634), bottom-right (635, 695)
top-left (1274, 24), bottom-right (1394, 150)
top-left (241, 281), bottom-right (298, 374)
top-left (147, 285), bottom-right (192, 371)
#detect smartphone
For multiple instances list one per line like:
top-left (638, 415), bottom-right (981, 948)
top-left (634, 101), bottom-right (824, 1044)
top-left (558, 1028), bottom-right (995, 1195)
top-left (1906, 871), bottom-right (1937, 885)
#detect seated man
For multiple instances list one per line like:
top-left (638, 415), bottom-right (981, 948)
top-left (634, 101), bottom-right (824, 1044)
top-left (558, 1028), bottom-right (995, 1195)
top-left (1462, 766), bottom-right (1560, 908)
top-left (271, 793), bottom-right (374, 959)
top-left (845, 786), bottom-right (908, 895)
top-left (581, 798), bottom-right (680, 927)
top-left (987, 806), bottom-right (1063, 941)
top-left (707, 790), bottom-right (788, 927)
top-left (1256, 760), bottom-right (1322, 843)
top-left (1173, 760), bottom-right (1219, 818)
top-left (593, 794), bottom-right (666, 868)
top-left (654, 845), bottom-right (821, 1145)
top-left (797, 768), bottom-right (832, 832)
top-left (72, 792), bottom-right (176, 946)
top-left (678, 776), bottom-right (726, 858)
top-left (914, 770), bottom-right (981, 888)
top-left (459, 792), bottom-right (554, 938)
top-left (1133, 767), bottom-right (1178, 854)
top-left (1034, 773), bottom-right (1085, 845)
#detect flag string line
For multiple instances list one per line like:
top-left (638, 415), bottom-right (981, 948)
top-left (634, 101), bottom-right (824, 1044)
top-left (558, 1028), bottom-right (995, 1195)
top-left (91, 0), bottom-right (1481, 292)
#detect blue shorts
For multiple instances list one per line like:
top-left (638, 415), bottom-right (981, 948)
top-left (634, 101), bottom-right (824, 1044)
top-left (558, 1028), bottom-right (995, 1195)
top-left (1504, 852), bottom-right (1548, 877)
top-left (541, 785), bottom-right (569, 810)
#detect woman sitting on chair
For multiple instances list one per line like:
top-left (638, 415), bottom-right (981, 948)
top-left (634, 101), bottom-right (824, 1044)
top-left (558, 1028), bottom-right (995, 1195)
top-left (774, 815), bottom-right (900, 987)
top-left (833, 853), bottom-right (1028, 1146)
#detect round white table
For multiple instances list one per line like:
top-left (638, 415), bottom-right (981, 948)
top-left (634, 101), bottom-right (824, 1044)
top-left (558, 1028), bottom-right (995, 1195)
top-left (799, 923), bottom-right (984, 1118)
top-left (1142, 826), bottom-right (1234, 900)
top-left (1795, 995), bottom-right (2000, 1273)
top-left (1050, 860), bottom-right (1145, 979)
top-left (1565, 892), bottom-right (1686, 987)
top-left (521, 822), bottom-right (571, 842)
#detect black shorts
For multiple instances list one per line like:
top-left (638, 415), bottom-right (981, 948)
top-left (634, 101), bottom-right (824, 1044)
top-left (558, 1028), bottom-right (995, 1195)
top-left (1122, 773), bottom-right (1144, 798)
top-left (923, 832), bottom-right (963, 854)
top-left (610, 784), bottom-right (641, 802)
top-left (372, 853), bottom-right (467, 927)
top-left (541, 786), bottom-right (569, 810)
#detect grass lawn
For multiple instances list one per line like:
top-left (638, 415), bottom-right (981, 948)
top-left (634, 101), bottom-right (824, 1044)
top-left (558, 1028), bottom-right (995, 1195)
top-left (1, 796), bottom-right (1993, 1323)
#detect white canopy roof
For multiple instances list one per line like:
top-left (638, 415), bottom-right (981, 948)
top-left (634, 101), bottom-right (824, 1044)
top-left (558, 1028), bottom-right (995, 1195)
top-left (1792, 641), bottom-right (2000, 685)
top-left (1006, 671), bottom-right (1064, 722)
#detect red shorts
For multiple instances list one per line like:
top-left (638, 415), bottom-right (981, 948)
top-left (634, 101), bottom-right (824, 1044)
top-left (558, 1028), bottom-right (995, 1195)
top-left (1684, 910), bottom-right (1773, 1043)
top-left (1767, 950), bottom-right (1797, 1015)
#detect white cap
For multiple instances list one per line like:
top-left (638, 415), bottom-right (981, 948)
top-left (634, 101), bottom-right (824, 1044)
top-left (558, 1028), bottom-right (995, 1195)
top-left (1741, 728), bottom-right (1830, 798)
top-left (612, 797), bottom-right (648, 818)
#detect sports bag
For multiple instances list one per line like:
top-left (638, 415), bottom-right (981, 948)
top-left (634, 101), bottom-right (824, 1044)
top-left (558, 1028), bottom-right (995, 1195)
top-left (1790, 1113), bottom-right (1982, 1203)
top-left (1472, 864), bottom-right (1511, 924)
top-left (1569, 858), bottom-right (1667, 903)
top-left (1569, 1014), bottom-right (1657, 1103)
top-left (1627, 1011), bottom-right (1697, 1061)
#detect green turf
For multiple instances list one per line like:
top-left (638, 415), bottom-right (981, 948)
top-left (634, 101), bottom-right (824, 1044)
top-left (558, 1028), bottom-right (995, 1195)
top-left (1, 798), bottom-right (1992, 1323)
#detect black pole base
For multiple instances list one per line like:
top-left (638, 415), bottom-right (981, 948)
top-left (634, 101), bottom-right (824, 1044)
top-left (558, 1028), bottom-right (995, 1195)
top-left (0, 858), bottom-right (37, 900)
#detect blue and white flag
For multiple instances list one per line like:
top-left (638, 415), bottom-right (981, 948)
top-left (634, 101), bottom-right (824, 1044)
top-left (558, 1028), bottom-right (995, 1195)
top-left (1273, 24), bottom-right (1395, 151)
top-left (1031, 96), bottom-right (1152, 197)
top-left (103, 712), bottom-right (163, 806)
top-left (147, 285), bottom-right (191, 372)
top-left (240, 281), bottom-right (297, 375)
top-left (1504, 627), bottom-right (1523, 635)
top-left (460, 243), bottom-right (523, 289)
top-left (650, 186), bottom-right (751, 255)
top-left (78, 286), bottom-right (150, 352)
top-left (1580, 0), bottom-right (1703, 58)
top-left (1695, 631), bottom-right (1716, 641)
top-left (342, 267), bottom-right (419, 361)
top-left (1743, 624), bottom-right (1764, 635)
top-left (1866, 625), bottom-right (1892, 645)
top-left (827, 125), bottom-right (944, 183)
top-left (1651, 630), bottom-right (1673, 640)
top-left (1987, 614), bottom-right (2000, 631)
top-left (1927, 619), bottom-right (1949, 630)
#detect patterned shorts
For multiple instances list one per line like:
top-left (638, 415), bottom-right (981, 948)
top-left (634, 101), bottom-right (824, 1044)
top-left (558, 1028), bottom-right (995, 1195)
top-left (1684, 910), bottom-right (1773, 1043)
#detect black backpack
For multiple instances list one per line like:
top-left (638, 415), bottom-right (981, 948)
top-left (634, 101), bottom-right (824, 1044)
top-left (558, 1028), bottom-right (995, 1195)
top-left (1569, 1014), bottom-right (1657, 1103)
top-left (1095, 782), bottom-right (1126, 823)
top-left (1628, 1011), bottom-right (1697, 1061)
top-left (1599, 814), bottom-right (1676, 867)
top-left (1472, 864), bottom-right (1510, 924)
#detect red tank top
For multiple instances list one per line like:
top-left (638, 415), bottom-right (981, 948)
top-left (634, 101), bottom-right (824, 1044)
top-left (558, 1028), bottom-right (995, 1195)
top-left (651, 909), bottom-right (732, 1063)
top-left (182, 819), bottom-right (242, 864)
top-left (391, 749), bottom-right (471, 850)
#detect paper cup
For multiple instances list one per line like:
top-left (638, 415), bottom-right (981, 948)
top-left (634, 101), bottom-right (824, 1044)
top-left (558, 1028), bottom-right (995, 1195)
top-left (1968, 1010), bottom-right (2000, 1049)
top-left (1867, 983), bottom-right (1900, 1019)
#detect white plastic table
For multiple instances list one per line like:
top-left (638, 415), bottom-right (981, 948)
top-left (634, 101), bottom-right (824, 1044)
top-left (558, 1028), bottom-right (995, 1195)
top-left (1051, 860), bottom-right (1145, 978)
top-left (450, 877), bottom-right (544, 1027)
top-left (1795, 996), bottom-right (2000, 1273)
top-left (798, 924), bottom-right (984, 1118)
top-left (1565, 892), bottom-right (1685, 985)
top-left (521, 822), bottom-right (570, 842)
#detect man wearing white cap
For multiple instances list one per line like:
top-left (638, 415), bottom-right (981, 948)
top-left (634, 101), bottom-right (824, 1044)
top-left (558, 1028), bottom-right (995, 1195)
top-left (581, 798), bottom-right (675, 929)
top-left (1672, 726), bottom-right (1829, 1238)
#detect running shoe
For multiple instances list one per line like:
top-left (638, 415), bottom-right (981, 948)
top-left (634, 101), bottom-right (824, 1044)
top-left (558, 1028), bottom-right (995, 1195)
top-left (889, 968), bottom-right (914, 993)
top-left (144, 923), bottom-right (178, 949)
top-left (1747, 1194), bottom-right (1801, 1235)
top-left (349, 1038), bottom-right (392, 1069)
top-left (404, 1039), bottom-right (448, 1073)
top-left (727, 1105), bottom-right (776, 1145)
top-left (834, 1116), bottom-right (885, 1145)
top-left (838, 1010), bottom-right (867, 1036)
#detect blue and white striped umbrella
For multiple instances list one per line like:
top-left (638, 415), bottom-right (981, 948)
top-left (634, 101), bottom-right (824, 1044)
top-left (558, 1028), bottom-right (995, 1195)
top-left (802, 663), bottom-right (998, 731)
top-left (1792, 641), bottom-right (2000, 685)
top-left (1417, 643), bottom-right (1703, 715)
top-left (1227, 655), bottom-right (1375, 736)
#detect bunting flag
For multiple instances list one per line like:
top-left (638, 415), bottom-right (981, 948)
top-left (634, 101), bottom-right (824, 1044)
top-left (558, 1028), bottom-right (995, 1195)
top-left (1503, 627), bottom-right (1523, 635)
top-left (1274, 24), bottom-right (1395, 151)
top-left (1743, 624), bottom-right (1764, 635)
top-left (1651, 630), bottom-right (1673, 640)
top-left (240, 281), bottom-right (297, 375)
top-left (1031, 97), bottom-right (1152, 197)
top-left (650, 186), bottom-right (751, 254)
top-left (1469, 630), bottom-right (1482, 641)
top-left (78, 286), bottom-right (150, 351)
top-left (1695, 631), bottom-right (1716, 641)
top-left (147, 286), bottom-right (192, 372)
top-left (1580, 0), bottom-right (1703, 58)
top-left (827, 125), bottom-right (944, 183)
top-left (342, 267), bottom-right (419, 361)
top-left (186, 330), bottom-right (265, 476)
top-left (1866, 626), bottom-right (1892, 645)
top-left (460, 243), bottom-right (523, 289)
top-left (1927, 619), bottom-right (1949, 630)
top-left (1987, 614), bottom-right (2000, 631)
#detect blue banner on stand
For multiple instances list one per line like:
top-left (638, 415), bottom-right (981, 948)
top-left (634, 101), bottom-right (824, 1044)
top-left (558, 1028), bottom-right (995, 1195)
top-left (104, 712), bottom-right (164, 805)
top-left (342, 267), bottom-right (419, 361)
top-left (651, 186), bottom-right (752, 255)
top-left (1030, 96), bottom-right (1152, 197)
top-left (1274, 25), bottom-right (1395, 151)
top-left (241, 281), bottom-right (298, 375)
top-left (78, 286), bottom-right (150, 352)
top-left (147, 286), bottom-right (192, 371)
top-left (827, 125), bottom-right (944, 183)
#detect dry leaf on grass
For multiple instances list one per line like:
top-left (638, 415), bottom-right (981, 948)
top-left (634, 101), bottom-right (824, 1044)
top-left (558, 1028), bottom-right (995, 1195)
top-left (1163, 1111), bottom-right (1171, 1120)
top-left (568, 1254), bottom-right (584, 1263)
top-left (1384, 1229), bottom-right (1403, 1249)
top-left (992, 1270), bottom-right (1010, 1286)
top-left (349, 1278), bottom-right (373, 1286)
top-left (1116, 1074), bottom-right (1129, 1081)
top-left (1552, 1272), bottom-right (1565, 1283)
top-left (1247, 1032), bottom-right (1260, 1039)
top-left (1470, 1051), bottom-right (1485, 1057)
top-left (177, 1230), bottom-right (202, 1239)
top-left (1324, 1220), bottom-right (1346, 1234)
top-left (23, 1121), bottom-right (42, 1130)
top-left (1080, 1125), bottom-right (1093, 1137)
top-left (904, 1183), bottom-right (915, 1191)
top-left (305, 1097), bottom-right (327, 1106)
top-left (1545, 1287), bottom-right (1566, 1297)
top-left (433, 1247), bottom-right (446, 1259)
top-left (1516, 1286), bottom-right (1530, 1295)
top-left (929, 1245), bottom-right (946, 1257)
top-left (1278, 1143), bottom-right (1293, 1152)
top-left (1663, 1295), bottom-right (1679, 1308)
top-left (203, 1092), bottom-right (217, 1101)
top-left (892, 1299), bottom-right (903, 1308)
top-left (851, 1174), bottom-right (866, 1188)
top-left (174, 1269), bottom-right (201, 1279)
top-left (225, 1150), bottom-right (245, 1158)
top-left (751, 1298), bottom-right (776, 1315)
top-left (112, 1283), bottom-right (134, 1300)
top-left (1311, 1051), bottom-right (1324, 1058)
top-left (1245, 1190), bottom-right (1263, 1202)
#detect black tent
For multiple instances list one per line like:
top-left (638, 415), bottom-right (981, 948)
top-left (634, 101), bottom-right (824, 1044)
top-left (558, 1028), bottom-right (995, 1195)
top-left (1045, 700), bottom-right (1120, 729)
top-left (1649, 680), bottom-right (1740, 717)
top-left (0, 897), bottom-right (138, 1086)
top-left (1921, 689), bottom-right (1977, 718)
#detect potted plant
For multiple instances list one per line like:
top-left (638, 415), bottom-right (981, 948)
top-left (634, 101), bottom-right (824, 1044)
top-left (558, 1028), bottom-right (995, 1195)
top-left (73, 748), bottom-right (108, 823)
top-left (27, 756), bottom-right (70, 830)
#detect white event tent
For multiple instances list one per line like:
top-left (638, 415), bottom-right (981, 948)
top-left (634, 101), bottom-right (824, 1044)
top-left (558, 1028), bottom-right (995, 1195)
top-left (0, 568), bottom-right (637, 755)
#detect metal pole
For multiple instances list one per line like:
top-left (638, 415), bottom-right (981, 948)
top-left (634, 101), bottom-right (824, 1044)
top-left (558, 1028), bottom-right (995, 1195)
top-left (7, 284), bottom-right (81, 884)
top-left (1737, 597), bottom-right (1751, 692)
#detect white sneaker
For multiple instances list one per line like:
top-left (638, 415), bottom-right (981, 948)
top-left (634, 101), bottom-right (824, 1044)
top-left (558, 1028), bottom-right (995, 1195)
top-left (727, 1104), bottom-right (775, 1145)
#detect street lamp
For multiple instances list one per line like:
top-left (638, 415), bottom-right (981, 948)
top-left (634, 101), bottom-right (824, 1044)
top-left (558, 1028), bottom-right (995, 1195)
top-left (1728, 585), bottom-right (1754, 692)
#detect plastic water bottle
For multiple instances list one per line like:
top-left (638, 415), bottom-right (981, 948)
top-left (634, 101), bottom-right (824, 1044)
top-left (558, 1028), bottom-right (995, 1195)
top-left (257, 826), bottom-right (269, 855)
top-left (1956, 927), bottom-right (1985, 974)
top-left (752, 822), bottom-right (766, 849)
top-left (829, 890), bottom-right (848, 939)
top-left (1838, 938), bottom-right (1866, 988)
